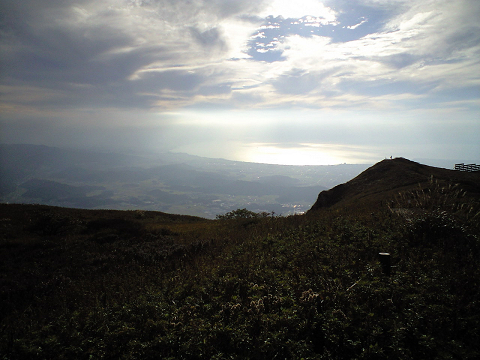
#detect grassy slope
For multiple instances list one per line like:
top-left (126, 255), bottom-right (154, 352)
top-left (1, 160), bottom-right (480, 359)
top-left (310, 158), bottom-right (480, 212)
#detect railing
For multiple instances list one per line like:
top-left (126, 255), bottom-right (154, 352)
top-left (454, 163), bottom-right (480, 172)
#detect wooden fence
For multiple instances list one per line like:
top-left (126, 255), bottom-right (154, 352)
top-left (454, 163), bottom-right (480, 172)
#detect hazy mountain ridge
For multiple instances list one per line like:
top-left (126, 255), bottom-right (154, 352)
top-left (309, 157), bottom-right (480, 212)
top-left (1, 144), bottom-right (370, 218)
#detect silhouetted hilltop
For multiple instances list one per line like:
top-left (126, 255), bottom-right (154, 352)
top-left (309, 157), bottom-right (480, 212)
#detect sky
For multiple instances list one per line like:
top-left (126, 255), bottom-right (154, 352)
top-left (1, 0), bottom-right (479, 165)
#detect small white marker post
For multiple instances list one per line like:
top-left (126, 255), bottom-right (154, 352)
top-left (378, 252), bottom-right (391, 276)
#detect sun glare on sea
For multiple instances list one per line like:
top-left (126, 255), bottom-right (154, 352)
top-left (171, 140), bottom-right (376, 165)
top-left (243, 143), bottom-right (347, 165)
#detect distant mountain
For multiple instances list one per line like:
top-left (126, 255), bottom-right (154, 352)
top-left (309, 157), bottom-right (480, 212)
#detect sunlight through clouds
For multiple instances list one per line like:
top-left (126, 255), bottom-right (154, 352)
top-left (0, 0), bottom-right (478, 164)
top-left (259, 0), bottom-right (337, 20)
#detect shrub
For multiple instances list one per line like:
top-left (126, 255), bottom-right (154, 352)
top-left (215, 208), bottom-right (271, 220)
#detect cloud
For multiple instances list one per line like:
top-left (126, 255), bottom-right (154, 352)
top-left (271, 68), bottom-right (330, 94)
top-left (259, 0), bottom-right (337, 20)
top-left (0, 0), bottom-right (478, 164)
top-left (263, 0), bottom-right (480, 108)
top-left (0, 0), bottom-right (263, 111)
top-left (347, 18), bottom-right (368, 30)
top-left (2, 0), bottom-right (478, 113)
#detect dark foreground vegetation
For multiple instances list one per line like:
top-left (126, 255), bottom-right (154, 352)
top-left (1, 167), bottom-right (480, 359)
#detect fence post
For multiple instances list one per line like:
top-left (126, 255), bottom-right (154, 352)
top-left (378, 253), bottom-right (391, 276)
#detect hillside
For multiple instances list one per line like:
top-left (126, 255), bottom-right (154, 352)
top-left (309, 157), bottom-right (480, 212)
top-left (1, 159), bottom-right (480, 359)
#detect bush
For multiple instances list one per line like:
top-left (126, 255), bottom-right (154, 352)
top-left (215, 208), bottom-right (271, 220)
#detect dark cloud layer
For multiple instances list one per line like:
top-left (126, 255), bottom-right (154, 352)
top-left (0, 0), bottom-right (262, 109)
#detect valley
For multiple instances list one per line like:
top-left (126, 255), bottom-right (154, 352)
top-left (0, 144), bottom-right (370, 218)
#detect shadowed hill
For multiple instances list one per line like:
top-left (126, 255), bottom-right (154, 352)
top-left (309, 157), bottom-right (480, 212)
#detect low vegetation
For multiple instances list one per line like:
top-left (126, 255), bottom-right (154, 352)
top-left (1, 172), bottom-right (479, 359)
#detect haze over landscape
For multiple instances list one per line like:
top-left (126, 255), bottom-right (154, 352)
top-left (0, 144), bottom-right (372, 218)
top-left (1, 0), bottom-right (479, 166)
